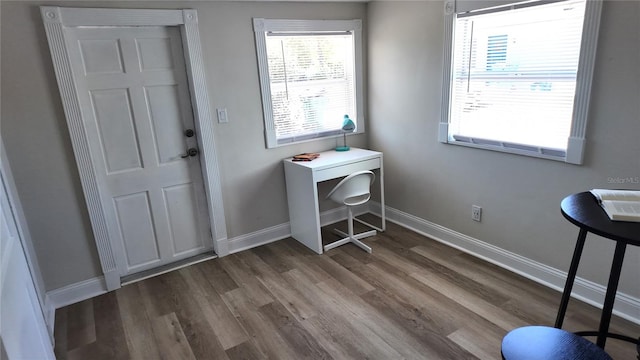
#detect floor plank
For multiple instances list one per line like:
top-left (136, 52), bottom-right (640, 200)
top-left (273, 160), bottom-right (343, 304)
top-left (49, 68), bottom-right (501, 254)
top-left (115, 284), bottom-right (161, 360)
top-left (447, 317), bottom-right (507, 360)
top-left (162, 271), bottom-right (229, 360)
top-left (360, 289), bottom-right (476, 359)
top-left (65, 298), bottom-right (96, 350)
top-left (179, 266), bottom-right (248, 350)
top-left (258, 301), bottom-right (333, 360)
top-left (284, 268), bottom-right (405, 359)
top-left (222, 287), bottom-right (295, 359)
top-left (225, 341), bottom-right (266, 360)
top-left (54, 222), bottom-right (640, 360)
top-left (150, 313), bottom-right (197, 360)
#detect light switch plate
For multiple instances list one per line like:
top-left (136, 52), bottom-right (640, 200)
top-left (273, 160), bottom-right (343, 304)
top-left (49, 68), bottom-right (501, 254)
top-left (217, 108), bottom-right (228, 123)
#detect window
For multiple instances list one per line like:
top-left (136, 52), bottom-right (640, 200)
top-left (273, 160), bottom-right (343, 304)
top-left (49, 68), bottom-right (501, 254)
top-left (439, 0), bottom-right (602, 164)
top-left (253, 19), bottom-right (364, 148)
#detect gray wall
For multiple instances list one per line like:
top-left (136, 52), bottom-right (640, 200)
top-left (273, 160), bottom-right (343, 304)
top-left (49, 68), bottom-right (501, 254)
top-left (0, 1), bottom-right (367, 290)
top-left (368, 1), bottom-right (639, 299)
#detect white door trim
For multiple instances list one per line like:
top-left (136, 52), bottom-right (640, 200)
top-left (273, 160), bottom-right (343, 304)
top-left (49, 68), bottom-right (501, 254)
top-left (0, 140), bottom-right (51, 335)
top-left (41, 6), bottom-right (228, 291)
top-left (1, 141), bottom-right (56, 358)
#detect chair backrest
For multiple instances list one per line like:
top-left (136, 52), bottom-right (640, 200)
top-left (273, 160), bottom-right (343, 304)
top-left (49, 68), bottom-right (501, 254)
top-left (326, 170), bottom-right (375, 207)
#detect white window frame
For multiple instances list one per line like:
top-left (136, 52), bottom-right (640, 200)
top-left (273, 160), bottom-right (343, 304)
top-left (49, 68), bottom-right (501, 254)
top-left (439, 0), bottom-right (602, 164)
top-left (253, 18), bottom-right (365, 149)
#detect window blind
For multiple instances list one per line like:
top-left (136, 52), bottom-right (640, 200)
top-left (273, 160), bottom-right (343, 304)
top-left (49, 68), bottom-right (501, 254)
top-left (265, 33), bottom-right (356, 144)
top-left (449, 0), bottom-right (586, 151)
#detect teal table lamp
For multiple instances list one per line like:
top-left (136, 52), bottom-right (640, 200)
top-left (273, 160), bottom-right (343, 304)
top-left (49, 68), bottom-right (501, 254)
top-left (336, 115), bottom-right (356, 151)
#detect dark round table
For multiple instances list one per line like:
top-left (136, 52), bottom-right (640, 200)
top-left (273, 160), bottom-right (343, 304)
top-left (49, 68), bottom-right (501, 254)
top-left (556, 192), bottom-right (640, 350)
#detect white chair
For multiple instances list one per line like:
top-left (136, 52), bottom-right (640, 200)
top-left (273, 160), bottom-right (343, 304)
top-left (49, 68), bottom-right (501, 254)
top-left (324, 170), bottom-right (376, 253)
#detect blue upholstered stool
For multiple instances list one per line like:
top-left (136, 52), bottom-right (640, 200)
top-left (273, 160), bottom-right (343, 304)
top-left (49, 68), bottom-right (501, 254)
top-left (501, 326), bottom-right (612, 360)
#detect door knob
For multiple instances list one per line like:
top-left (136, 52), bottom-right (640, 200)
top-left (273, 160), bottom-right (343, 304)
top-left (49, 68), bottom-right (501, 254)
top-left (180, 148), bottom-right (198, 158)
top-left (185, 129), bottom-right (195, 137)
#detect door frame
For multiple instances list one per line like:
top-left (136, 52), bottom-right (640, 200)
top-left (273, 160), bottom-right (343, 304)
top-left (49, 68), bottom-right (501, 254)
top-left (41, 6), bottom-right (229, 291)
top-left (1, 141), bottom-right (56, 359)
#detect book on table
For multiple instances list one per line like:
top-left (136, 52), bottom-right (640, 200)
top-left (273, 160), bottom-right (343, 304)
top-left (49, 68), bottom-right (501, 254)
top-left (292, 153), bottom-right (320, 161)
top-left (589, 189), bottom-right (640, 222)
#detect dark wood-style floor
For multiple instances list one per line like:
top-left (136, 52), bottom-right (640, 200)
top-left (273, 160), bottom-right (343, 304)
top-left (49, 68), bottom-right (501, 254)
top-left (54, 221), bottom-right (639, 359)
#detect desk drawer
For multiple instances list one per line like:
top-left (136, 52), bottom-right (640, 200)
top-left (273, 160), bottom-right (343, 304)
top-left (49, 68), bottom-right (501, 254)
top-left (315, 158), bottom-right (381, 182)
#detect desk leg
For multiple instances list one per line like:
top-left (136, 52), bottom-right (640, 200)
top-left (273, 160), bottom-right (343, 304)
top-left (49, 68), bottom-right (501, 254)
top-left (596, 241), bottom-right (627, 348)
top-left (379, 160), bottom-right (386, 231)
top-left (555, 228), bottom-right (587, 329)
top-left (284, 163), bottom-right (322, 254)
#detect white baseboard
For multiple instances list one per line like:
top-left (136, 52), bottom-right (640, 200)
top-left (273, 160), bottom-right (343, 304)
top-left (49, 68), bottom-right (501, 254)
top-left (43, 300), bottom-right (56, 343)
top-left (227, 206), bottom-right (356, 255)
top-left (46, 276), bottom-right (107, 311)
top-left (227, 222), bottom-right (291, 255)
top-left (45, 277), bottom-right (106, 345)
top-left (369, 202), bottom-right (640, 325)
top-left (216, 236), bottom-right (230, 257)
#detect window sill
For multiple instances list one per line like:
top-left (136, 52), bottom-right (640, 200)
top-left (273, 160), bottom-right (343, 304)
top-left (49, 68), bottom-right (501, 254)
top-left (443, 138), bottom-right (570, 163)
top-left (268, 130), bottom-right (364, 149)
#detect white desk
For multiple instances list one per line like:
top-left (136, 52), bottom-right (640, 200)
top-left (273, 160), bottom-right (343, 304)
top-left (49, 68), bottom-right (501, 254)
top-left (284, 148), bottom-right (385, 254)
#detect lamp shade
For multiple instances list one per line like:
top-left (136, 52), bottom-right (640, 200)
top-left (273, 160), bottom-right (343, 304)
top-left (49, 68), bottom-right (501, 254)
top-left (342, 115), bottom-right (356, 132)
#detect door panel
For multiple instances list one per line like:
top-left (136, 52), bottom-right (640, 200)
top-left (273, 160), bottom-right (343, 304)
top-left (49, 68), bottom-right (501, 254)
top-left (136, 37), bottom-right (175, 71)
top-left (145, 85), bottom-right (188, 164)
top-left (113, 192), bottom-right (160, 269)
top-left (65, 26), bottom-right (212, 276)
top-left (163, 183), bottom-right (203, 255)
top-left (91, 88), bottom-right (143, 173)
top-left (78, 38), bottom-right (125, 74)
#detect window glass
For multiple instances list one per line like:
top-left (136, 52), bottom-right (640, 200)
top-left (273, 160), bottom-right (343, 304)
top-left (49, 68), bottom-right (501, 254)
top-left (451, 0), bottom-right (585, 150)
top-left (266, 33), bottom-right (355, 142)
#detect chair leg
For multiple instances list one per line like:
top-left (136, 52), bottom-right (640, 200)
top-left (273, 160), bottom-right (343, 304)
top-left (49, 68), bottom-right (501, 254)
top-left (348, 207), bottom-right (354, 238)
top-left (333, 226), bottom-right (376, 241)
top-left (352, 230), bottom-right (377, 240)
top-left (351, 238), bottom-right (372, 253)
top-left (324, 207), bottom-right (376, 253)
top-left (334, 229), bottom-right (349, 238)
top-left (323, 237), bottom-right (351, 252)
top-left (328, 229), bottom-right (375, 253)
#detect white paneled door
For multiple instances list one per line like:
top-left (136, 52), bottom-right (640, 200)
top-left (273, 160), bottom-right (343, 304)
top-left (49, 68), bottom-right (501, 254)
top-left (65, 26), bottom-right (212, 276)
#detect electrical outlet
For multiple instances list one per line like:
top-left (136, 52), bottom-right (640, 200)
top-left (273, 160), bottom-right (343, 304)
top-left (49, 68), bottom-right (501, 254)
top-left (472, 205), bottom-right (482, 222)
